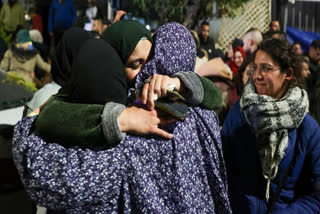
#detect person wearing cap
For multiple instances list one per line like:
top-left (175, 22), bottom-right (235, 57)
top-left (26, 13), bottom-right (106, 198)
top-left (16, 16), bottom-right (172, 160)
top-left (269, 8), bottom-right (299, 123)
top-left (0, 29), bottom-right (51, 90)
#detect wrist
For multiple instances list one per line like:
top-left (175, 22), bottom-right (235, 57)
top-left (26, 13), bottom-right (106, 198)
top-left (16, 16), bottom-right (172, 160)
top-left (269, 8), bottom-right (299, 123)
top-left (172, 77), bottom-right (185, 93)
top-left (118, 108), bottom-right (129, 132)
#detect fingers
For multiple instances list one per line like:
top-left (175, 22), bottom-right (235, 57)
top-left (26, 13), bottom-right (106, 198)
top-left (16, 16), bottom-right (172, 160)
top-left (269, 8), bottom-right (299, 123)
top-left (150, 126), bottom-right (173, 139)
top-left (147, 76), bottom-right (156, 110)
top-left (144, 74), bottom-right (177, 110)
top-left (141, 83), bottom-right (149, 105)
top-left (153, 74), bottom-right (165, 97)
top-left (160, 75), bottom-right (169, 96)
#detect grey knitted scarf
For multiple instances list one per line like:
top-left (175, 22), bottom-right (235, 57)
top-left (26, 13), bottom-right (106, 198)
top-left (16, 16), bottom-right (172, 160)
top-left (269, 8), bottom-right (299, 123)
top-left (240, 78), bottom-right (309, 200)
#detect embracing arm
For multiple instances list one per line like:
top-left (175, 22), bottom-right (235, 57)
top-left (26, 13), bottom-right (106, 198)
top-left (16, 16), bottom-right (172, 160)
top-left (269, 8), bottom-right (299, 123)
top-left (141, 72), bottom-right (222, 110)
top-left (34, 96), bottom-right (172, 149)
top-left (12, 116), bottom-right (125, 210)
top-left (34, 72), bottom-right (221, 148)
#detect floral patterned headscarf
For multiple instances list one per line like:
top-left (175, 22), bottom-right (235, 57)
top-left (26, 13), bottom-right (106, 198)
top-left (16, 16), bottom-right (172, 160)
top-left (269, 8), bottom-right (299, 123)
top-left (123, 22), bottom-right (232, 213)
top-left (134, 22), bottom-right (196, 87)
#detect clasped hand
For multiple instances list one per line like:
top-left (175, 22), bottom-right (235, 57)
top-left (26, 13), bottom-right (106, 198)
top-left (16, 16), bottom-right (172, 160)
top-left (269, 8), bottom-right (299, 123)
top-left (120, 74), bottom-right (183, 139)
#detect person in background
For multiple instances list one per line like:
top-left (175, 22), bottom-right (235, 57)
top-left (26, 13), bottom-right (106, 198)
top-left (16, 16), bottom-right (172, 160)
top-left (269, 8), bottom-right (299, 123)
top-left (227, 46), bottom-right (245, 75)
top-left (0, 0), bottom-right (24, 38)
top-left (234, 55), bottom-right (255, 96)
top-left (305, 40), bottom-right (320, 125)
top-left (0, 29), bottom-right (51, 91)
top-left (225, 38), bottom-right (243, 63)
top-left (307, 39), bottom-right (320, 72)
top-left (48, 0), bottom-right (77, 46)
top-left (0, 36), bottom-right (7, 61)
top-left (29, 29), bottom-right (51, 88)
top-left (242, 27), bottom-right (263, 57)
top-left (225, 46), bottom-right (246, 116)
top-left (291, 42), bottom-right (303, 55)
top-left (300, 56), bottom-right (310, 79)
top-left (222, 38), bottom-right (320, 214)
top-left (271, 31), bottom-right (287, 41)
top-left (190, 30), bottom-right (208, 73)
top-left (28, 8), bottom-right (43, 35)
top-left (83, 0), bottom-right (97, 31)
top-left (198, 21), bottom-right (215, 59)
top-left (269, 20), bottom-right (280, 32)
top-left (232, 38), bottom-right (243, 50)
top-left (92, 16), bottom-right (111, 36)
top-left (86, 0), bottom-right (97, 24)
top-left (263, 20), bottom-right (281, 39)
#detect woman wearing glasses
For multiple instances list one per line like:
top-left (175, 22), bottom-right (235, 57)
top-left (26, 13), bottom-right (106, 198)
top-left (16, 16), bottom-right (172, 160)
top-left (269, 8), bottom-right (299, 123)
top-left (221, 38), bottom-right (320, 214)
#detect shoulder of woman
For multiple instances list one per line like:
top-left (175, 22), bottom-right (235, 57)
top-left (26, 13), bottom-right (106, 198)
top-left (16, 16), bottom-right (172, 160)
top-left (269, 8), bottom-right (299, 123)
top-left (297, 113), bottom-right (320, 145)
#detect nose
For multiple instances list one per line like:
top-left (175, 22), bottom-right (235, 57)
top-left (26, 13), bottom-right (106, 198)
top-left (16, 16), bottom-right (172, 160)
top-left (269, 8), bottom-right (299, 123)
top-left (253, 71), bottom-right (263, 81)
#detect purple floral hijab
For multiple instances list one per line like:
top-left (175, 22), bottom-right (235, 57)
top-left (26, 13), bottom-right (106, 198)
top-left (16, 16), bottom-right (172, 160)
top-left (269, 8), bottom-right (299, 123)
top-left (12, 23), bottom-right (231, 213)
top-left (134, 22), bottom-right (196, 88)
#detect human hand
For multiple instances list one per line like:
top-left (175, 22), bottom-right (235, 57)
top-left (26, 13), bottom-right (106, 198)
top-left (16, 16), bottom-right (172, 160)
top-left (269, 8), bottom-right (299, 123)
top-left (118, 105), bottom-right (174, 139)
top-left (140, 74), bottom-right (183, 110)
top-left (113, 10), bottom-right (126, 23)
top-left (27, 97), bottom-right (52, 117)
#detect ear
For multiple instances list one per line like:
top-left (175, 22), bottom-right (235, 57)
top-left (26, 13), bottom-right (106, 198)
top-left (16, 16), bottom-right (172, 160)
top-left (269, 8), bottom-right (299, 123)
top-left (249, 39), bottom-right (253, 46)
top-left (284, 67), bottom-right (293, 81)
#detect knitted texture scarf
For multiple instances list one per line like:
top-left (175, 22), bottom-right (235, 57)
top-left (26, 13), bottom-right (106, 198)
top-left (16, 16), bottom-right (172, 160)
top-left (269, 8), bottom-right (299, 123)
top-left (240, 78), bottom-right (309, 200)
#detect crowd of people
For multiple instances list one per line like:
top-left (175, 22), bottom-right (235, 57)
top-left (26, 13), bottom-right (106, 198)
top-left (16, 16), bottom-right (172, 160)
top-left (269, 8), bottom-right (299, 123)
top-left (0, 0), bottom-right (319, 214)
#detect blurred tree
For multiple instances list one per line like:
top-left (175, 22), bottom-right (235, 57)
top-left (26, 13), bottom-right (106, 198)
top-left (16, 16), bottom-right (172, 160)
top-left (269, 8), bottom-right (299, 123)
top-left (218, 0), bottom-right (248, 17)
top-left (133, 0), bottom-right (248, 28)
top-left (133, 0), bottom-right (213, 29)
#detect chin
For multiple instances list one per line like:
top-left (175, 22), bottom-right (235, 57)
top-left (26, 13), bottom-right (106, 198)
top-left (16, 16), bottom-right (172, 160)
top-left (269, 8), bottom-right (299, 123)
top-left (255, 86), bottom-right (266, 96)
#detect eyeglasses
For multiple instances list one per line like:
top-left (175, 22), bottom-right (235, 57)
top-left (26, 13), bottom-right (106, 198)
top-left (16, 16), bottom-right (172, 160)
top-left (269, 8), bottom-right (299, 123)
top-left (249, 63), bottom-right (281, 75)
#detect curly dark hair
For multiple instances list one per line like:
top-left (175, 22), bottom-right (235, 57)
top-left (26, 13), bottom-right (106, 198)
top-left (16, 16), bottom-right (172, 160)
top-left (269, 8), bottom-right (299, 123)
top-left (256, 38), bottom-right (304, 89)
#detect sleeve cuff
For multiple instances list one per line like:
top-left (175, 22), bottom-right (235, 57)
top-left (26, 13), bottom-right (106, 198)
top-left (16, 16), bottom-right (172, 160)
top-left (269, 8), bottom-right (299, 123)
top-left (101, 102), bottom-right (126, 144)
top-left (172, 72), bottom-right (204, 105)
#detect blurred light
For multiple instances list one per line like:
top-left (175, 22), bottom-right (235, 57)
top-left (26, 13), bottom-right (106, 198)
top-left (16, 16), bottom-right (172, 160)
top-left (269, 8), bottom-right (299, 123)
top-left (146, 25), bottom-right (151, 30)
top-left (25, 14), bottom-right (31, 21)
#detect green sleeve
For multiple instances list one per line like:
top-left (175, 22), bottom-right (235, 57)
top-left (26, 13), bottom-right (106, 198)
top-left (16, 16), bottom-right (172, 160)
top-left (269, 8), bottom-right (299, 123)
top-left (34, 96), bottom-right (107, 149)
top-left (198, 75), bottom-right (222, 110)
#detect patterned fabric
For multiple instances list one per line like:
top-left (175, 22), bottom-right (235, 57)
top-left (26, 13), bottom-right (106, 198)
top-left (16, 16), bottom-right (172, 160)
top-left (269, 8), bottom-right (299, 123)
top-left (240, 78), bottom-right (309, 199)
top-left (12, 22), bottom-right (231, 213)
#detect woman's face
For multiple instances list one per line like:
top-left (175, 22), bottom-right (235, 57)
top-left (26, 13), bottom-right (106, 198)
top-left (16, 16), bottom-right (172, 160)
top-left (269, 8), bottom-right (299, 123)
top-left (252, 50), bottom-right (291, 99)
top-left (125, 39), bottom-right (152, 84)
top-left (234, 51), bottom-right (244, 67)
